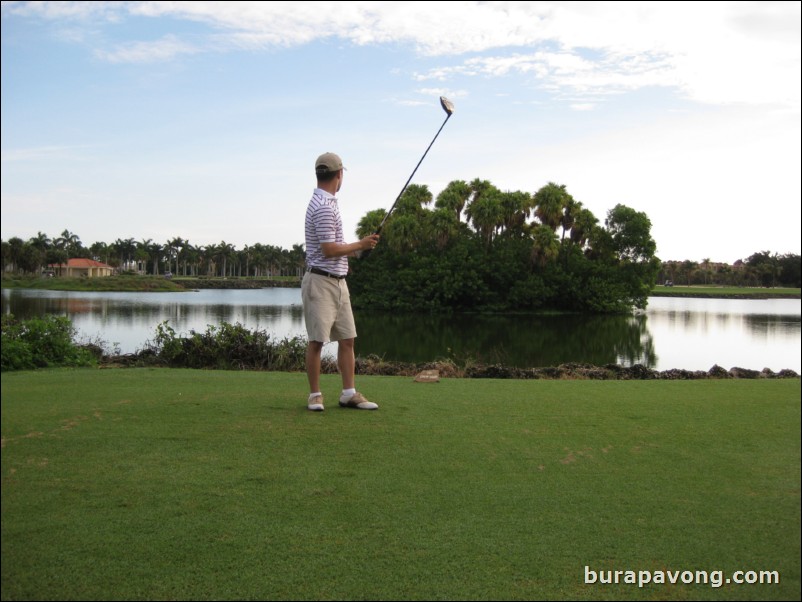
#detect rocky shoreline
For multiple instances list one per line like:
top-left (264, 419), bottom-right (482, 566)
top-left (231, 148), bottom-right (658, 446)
top-left (344, 357), bottom-right (800, 380)
top-left (98, 349), bottom-right (799, 379)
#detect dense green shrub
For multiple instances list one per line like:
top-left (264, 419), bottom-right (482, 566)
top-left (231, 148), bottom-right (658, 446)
top-left (150, 321), bottom-right (307, 371)
top-left (1, 314), bottom-right (96, 371)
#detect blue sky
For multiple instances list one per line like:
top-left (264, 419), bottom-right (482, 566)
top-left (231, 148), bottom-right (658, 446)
top-left (2, 1), bottom-right (800, 263)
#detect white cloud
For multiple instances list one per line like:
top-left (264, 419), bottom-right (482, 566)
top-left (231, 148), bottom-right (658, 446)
top-left (94, 34), bottom-right (199, 63)
top-left (2, 0), bottom-right (121, 21)
top-left (415, 87), bottom-right (468, 99)
top-left (6, 1), bottom-right (798, 107)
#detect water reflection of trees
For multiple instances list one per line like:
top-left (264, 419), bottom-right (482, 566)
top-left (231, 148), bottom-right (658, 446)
top-left (4, 290), bottom-right (797, 368)
top-left (1, 291), bottom-right (305, 348)
top-left (744, 314), bottom-right (801, 336)
top-left (649, 309), bottom-right (801, 337)
top-left (356, 312), bottom-right (656, 368)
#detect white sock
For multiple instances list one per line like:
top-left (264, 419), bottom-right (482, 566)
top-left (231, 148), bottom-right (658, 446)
top-left (308, 392), bottom-right (322, 403)
top-left (340, 388), bottom-right (356, 402)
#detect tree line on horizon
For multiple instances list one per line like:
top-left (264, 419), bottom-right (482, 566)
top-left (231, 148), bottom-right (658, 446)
top-left (658, 254), bottom-right (801, 289)
top-left (0, 231), bottom-right (305, 279)
top-left (1, 178), bottom-right (799, 295)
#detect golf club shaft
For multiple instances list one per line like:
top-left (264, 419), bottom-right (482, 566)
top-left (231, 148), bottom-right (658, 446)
top-left (376, 113), bottom-right (452, 235)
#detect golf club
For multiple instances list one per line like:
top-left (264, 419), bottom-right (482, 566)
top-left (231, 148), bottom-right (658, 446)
top-left (375, 96), bottom-right (455, 235)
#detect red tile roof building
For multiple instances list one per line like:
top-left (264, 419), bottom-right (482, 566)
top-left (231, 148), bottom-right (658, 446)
top-left (48, 258), bottom-right (114, 278)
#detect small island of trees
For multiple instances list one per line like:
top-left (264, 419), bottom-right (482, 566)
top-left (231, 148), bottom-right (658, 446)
top-left (349, 180), bottom-right (661, 313)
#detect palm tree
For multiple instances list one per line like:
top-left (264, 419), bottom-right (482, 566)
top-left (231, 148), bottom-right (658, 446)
top-left (55, 229), bottom-right (83, 258)
top-left (183, 242), bottom-right (200, 276)
top-left (175, 240), bottom-right (192, 276)
top-left (395, 184), bottom-right (432, 217)
top-left (379, 187), bottom-right (431, 252)
top-left (6, 237), bottom-right (25, 273)
top-left (151, 241), bottom-right (164, 275)
top-left (240, 245), bottom-right (253, 278)
top-left (499, 190), bottom-right (532, 233)
top-left (281, 248), bottom-right (293, 277)
top-left (290, 244), bottom-right (306, 278)
top-left (166, 237), bottom-right (186, 275)
top-left (680, 260), bottom-right (698, 286)
top-left (18, 242), bottom-right (46, 275)
top-left (265, 245), bottom-right (282, 278)
top-left (0, 240), bottom-right (9, 272)
top-left (28, 232), bottom-right (52, 272)
top-left (114, 238), bottom-right (137, 272)
top-left (465, 190), bottom-right (502, 248)
top-left (467, 178), bottom-right (493, 205)
top-left (428, 207), bottom-right (460, 250)
top-left (357, 210), bottom-right (386, 238)
top-left (28, 231), bottom-right (52, 252)
top-left (249, 243), bottom-right (266, 277)
top-left (435, 180), bottom-right (472, 222)
top-left (531, 224), bottom-right (560, 268)
top-left (533, 182), bottom-right (570, 231)
top-left (89, 241), bottom-right (111, 265)
top-left (701, 258), bottom-right (712, 285)
top-left (135, 239), bottom-right (151, 274)
top-left (570, 208), bottom-right (599, 249)
top-left (200, 244), bottom-right (217, 276)
top-left (560, 197), bottom-right (581, 242)
top-left (213, 241), bottom-right (234, 277)
top-left (385, 214), bottom-right (421, 253)
top-left (136, 239), bottom-right (162, 275)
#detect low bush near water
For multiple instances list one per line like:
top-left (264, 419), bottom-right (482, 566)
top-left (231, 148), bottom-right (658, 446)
top-left (5, 316), bottom-right (800, 378)
top-left (149, 320), bottom-right (308, 371)
top-left (1, 314), bottom-right (97, 371)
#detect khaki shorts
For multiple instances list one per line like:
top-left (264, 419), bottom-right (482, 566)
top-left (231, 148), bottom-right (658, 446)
top-left (301, 272), bottom-right (357, 343)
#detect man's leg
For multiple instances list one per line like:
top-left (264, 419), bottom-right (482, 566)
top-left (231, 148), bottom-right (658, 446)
top-left (337, 338), bottom-right (378, 410)
top-left (307, 340), bottom-right (324, 394)
top-left (337, 338), bottom-right (356, 390)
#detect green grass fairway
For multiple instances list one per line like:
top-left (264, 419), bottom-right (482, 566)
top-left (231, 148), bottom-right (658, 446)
top-left (2, 370), bottom-right (800, 601)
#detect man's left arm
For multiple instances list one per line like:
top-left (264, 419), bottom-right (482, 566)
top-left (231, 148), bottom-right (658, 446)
top-left (320, 234), bottom-right (380, 258)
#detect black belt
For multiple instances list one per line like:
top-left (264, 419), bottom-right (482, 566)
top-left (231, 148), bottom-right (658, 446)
top-left (308, 267), bottom-right (346, 280)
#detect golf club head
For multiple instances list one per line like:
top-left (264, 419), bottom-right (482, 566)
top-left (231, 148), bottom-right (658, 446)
top-left (440, 96), bottom-right (455, 116)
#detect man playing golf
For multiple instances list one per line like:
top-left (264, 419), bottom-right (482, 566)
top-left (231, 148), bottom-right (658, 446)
top-left (302, 152), bottom-right (380, 411)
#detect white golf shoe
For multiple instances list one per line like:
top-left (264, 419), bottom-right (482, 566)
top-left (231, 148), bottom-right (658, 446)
top-left (307, 394), bottom-right (325, 412)
top-left (339, 392), bottom-right (378, 410)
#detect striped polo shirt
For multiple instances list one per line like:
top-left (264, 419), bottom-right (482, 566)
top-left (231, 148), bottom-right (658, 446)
top-left (304, 188), bottom-right (348, 276)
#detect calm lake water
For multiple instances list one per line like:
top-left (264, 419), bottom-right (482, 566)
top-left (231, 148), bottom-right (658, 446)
top-left (2, 288), bottom-right (800, 372)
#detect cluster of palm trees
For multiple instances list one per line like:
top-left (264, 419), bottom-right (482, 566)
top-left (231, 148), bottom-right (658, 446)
top-left (1, 230), bottom-right (306, 278)
top-left (348, 179), bottom-right (663, 312)
top-left (356, 179), bottom-right (601, 264)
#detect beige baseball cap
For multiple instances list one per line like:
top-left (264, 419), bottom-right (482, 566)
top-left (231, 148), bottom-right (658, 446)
top-left (315, 152), bottom-right (345, 174)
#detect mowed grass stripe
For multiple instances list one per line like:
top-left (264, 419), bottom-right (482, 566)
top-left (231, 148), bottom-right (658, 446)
top-left (2, 369), bottom-right (800, 601)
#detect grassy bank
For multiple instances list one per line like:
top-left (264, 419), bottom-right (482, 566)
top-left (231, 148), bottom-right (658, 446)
top-left (0, 275), bottom-right (186, 292)
top-left (3, 276), bottom-right (799, 298)
top-left (652, 285), bottom-right (801, 299)
top-left (2, 369), bottom-right (799, 600)
top-left (0, 275), bottom-right (300, 292)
